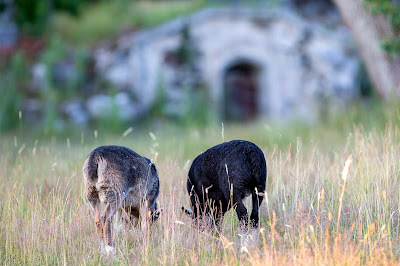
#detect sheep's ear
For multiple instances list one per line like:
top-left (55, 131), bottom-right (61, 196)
top-left (182, 206), bottom-right (193, 216)
top-left (151, 163), bottom-right (157, 173)
top-left (148, 161), bottom-right (158, 176)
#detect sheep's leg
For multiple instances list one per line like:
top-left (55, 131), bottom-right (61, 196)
top-left (250, 191), bottom-right (263, 227)
top-left (214, 202), bottom-right (226, 234)
top-left (139, 199), bottom-right (153, 232)
top-left (86, 187), bottom-right (104, 245)
top-left (100, 193), bottom-right (122, 254)
top-left (128, 207), bottom-right (140, 227)
top-left (118, 206), bottom-right (132, 232)
top-left (190, 193), bottom-right (201, 219)
top-left (234, 198), bottom-right (249, 229)
top-left (205, 199), bottom-right (222, 232)
top-left (94, 202), bottom-right (103, 243)
top-left (100, 203), bottom-right (118, 252)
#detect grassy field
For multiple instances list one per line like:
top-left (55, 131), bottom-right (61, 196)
top-left (1, 116), bottom-right (400, 264)
top-left (49, 0), bottom-right (207, 46)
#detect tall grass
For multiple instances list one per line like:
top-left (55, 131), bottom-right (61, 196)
top-left (1, 122), bottom-right (400, 264)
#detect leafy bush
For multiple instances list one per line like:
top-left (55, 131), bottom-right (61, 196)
top-left (14, 0), bottom-right (99, 34)
top-left (49, 0), bottom-right (206, 46)
top-left (38, 35), bottom-right (89, 131)
top-left (0, 52), bottom-right (26, 132)
top-left (365, 0), bottom-right (400, 57)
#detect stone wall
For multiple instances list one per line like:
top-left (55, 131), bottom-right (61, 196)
top-left (95, 7), bottom-right (359, 122)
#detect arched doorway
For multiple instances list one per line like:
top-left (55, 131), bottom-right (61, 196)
top-left (223, 61), bottom-right (260, 121)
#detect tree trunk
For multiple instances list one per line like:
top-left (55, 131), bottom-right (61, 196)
top-left (332, 0), bottom-right (400, 99)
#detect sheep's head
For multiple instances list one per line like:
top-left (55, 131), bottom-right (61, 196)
top-left (151, 208), bottom-right (162, 224)
top-left (182, 206), bottom-right (193, 217)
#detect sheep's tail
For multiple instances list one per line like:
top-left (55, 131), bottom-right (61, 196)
top-left (83, 152), bottom-right (101, 183)
top-left (247, 145), bottom-right (267, 189)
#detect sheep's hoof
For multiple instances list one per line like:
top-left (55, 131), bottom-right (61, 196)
top-left (239, 229), bottom-right (258, 248)
top-left (102, 245), bottom-right (116, 255)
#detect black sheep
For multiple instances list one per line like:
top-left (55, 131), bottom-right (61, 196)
top-left (184, 140), bottom-right (267, 230)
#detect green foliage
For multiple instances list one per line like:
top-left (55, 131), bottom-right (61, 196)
top-left (148, 77), bottom-right (216, 127)
top-left (359, 63), bottom-right (375, 97)
top-left (381, 35), bottom-right (400, 59)
top-left (14, 0), bottom-right (101, 35)
top-left (93, 97), bottom-right (132, 134)
top-left (149, 75), bottom-right (168, 119)
top-left (53, 0), bottom-right (92, 16)
top-left (181, 87), bottom-right (217, 127)
top-left (49, 0), bottom-right (206, 46)
top-left (365, 0), bottom-right (400, 57)
top-left (19, 34), bottom-right (91, 133)
top-left (177, 25), bottom-right (197, 66)
top-left (366, 0), bottom-right (400, 29)
top-left (14, 0), bottom-right (50, 34)
top-left (0, 52), bottom-right (26, 132)
top-left (40, 35), bottom-right (89, 97)
top-left (176, 25), bottom-right (215, 126)
top-left (146, 23), bottom-right (215, 127)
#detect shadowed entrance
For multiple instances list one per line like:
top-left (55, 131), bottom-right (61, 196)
top-left (223, 61), bottom-right (260, 121)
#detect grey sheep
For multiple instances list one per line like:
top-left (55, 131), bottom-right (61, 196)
top-left (83, 145), bottom-right (160, 254)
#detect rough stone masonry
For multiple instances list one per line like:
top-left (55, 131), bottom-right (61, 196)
top-left (95, 7), bottom-right (359, 122)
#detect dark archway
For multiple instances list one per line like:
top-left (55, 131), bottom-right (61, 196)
top-left (223, 61), bottom-right (260, 121)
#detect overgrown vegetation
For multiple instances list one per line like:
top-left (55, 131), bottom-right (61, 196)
top-left (2, 7), bottom-right (399, 264)
top-left (0, 0), bottom-right (211, 134)
top-left (1, 113), bottom-right (400, 264)
top-left (49, 0), bottom-right (206, 46)
top-left (14, 0), bottom-right (100, 35)
top-left (365, 0), bottom-right (400, 57)
top-left (0, 52), bottom-right (26, 132)
top-left (38, 35), bottom-right (91, 132)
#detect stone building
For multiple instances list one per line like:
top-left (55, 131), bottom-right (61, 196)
top-left (95, 7), bottom-right (360, 122)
